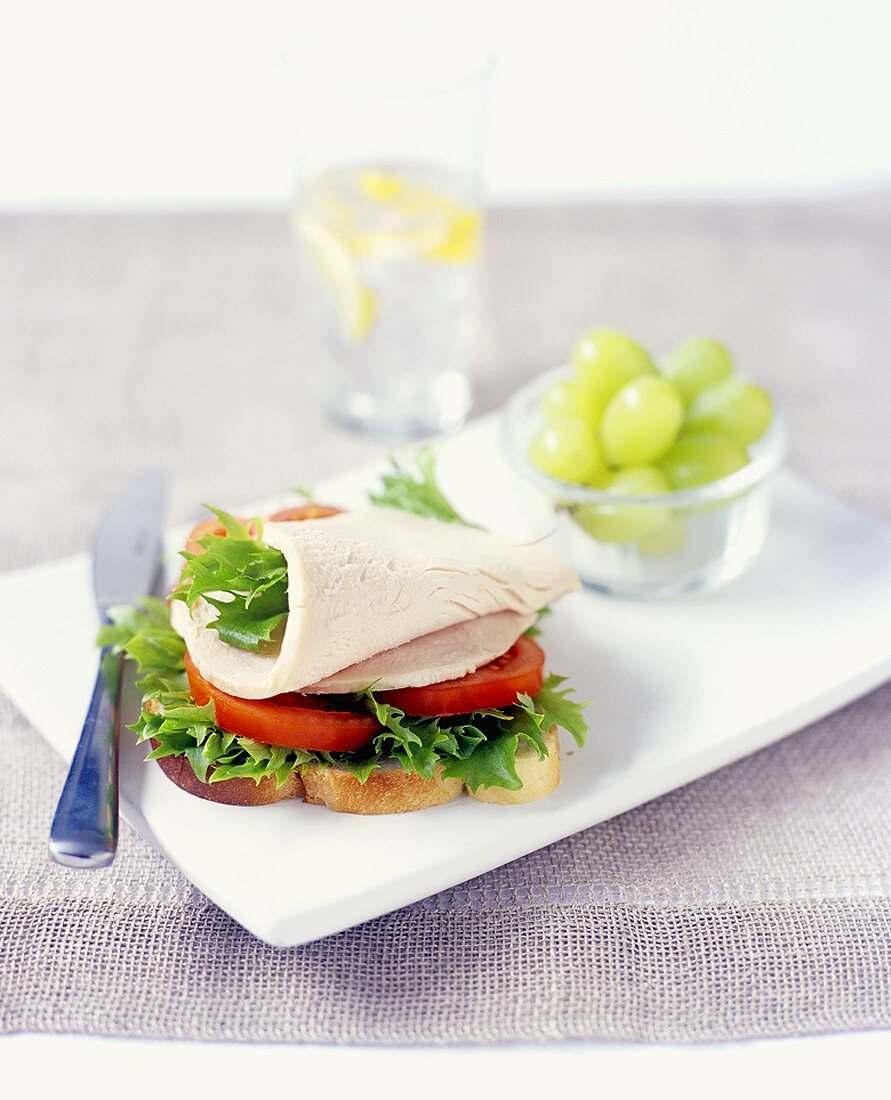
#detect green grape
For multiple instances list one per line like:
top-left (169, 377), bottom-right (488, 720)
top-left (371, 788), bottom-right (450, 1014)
top-left (609, 466), bottom-right (672, 494)
top-left (636, 513), bottom-right (687, 556)
top-left (661, 337), bottom-right (734, 402)
top-left (573, 466), bottom-right (672, 543)
top-left (542, 379), bottom-right (604, 426)
top-left (599, 376), bottom-right (684, 467)
top-left (684, 379), bottom-right (773, 446)
top-left (572, 329), bottom-right (655, 405)
top-left (529, 419), bottom-right (607, 484)
top-left (660, 432), bottom-right (748, 489)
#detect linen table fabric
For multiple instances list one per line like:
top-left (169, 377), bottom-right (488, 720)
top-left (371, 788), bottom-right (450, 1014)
top-left (1, 199), bottom-right (889, 1042)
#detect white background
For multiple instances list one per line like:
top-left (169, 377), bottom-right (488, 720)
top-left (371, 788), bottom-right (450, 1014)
top-left (5, 1031), bottom-right (891, 1100)
top-left (1, 0), bottom-right (890, 209)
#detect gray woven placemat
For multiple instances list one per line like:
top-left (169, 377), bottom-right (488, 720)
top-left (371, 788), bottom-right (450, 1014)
top-left (3, 682), bottom-right (890, 1043)
top-left (1, 202), bottom-right (890, 1042)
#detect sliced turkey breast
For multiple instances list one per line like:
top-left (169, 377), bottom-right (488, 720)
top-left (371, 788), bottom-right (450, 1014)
top-left (171, 508), bottom-right (578, 699)
top-left (304, 609), bottom-right (536, 694)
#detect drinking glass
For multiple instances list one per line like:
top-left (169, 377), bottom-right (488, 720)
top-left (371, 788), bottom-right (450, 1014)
top-left (285, 25), bottom-right (493, 438)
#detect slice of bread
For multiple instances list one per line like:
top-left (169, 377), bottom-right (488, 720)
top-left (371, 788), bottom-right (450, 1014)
top-left (153, 745), bottom-right (305, 806)
top-left (303, 759), bottom-right (464, 815)
top-left (150, 726), bottom-right (560, 812)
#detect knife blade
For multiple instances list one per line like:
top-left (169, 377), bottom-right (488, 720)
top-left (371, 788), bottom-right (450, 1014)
top-left (49, 471), bottom-right (167, 868)
top-left (93, 471), bottom-right (168, 612)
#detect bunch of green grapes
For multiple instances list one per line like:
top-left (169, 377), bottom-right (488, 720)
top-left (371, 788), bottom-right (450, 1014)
top-left (528, 331), bottom-right (774, 548)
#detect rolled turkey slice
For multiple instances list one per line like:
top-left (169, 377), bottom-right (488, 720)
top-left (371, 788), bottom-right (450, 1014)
top-left (171, 508), bottom-right (578, 699)
top-left (303, 609), bottom-right (536, 694)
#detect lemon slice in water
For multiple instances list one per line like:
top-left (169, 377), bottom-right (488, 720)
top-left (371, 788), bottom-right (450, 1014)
top-left (351, 169), bottom-right (482, 264)
top-left (425, 208), bottom-right (481, 262)
top-left (356, 170), bottom-right (407, 202)
top-left (292, 214), bottom-right (376, 343)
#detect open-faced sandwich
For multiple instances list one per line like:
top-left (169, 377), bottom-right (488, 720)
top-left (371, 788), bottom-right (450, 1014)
top-left (100, 453), bottom-right (588, 814)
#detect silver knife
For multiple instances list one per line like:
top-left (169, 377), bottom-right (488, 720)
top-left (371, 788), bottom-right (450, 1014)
top-left (49, 471), bottom-right (167, 868)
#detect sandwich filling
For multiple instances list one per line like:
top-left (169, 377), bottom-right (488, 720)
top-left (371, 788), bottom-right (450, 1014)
top-left (100, 453), bottom-right (589, 796)
top-left (169, 508), bottom-right (578, 699)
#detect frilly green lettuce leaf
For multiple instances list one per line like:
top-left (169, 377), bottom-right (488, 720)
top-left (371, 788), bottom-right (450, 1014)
top-left (368, 446), bottom-right (466, 525)
top-left (169, 507), bottom-right (289, 653)
top-left (528, 674), bottom-right (589, 747)
top-left (441, 731), bottom-right (523, 792)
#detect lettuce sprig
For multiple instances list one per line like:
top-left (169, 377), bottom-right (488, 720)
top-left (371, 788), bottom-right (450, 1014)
top-left (170, 508), bottom-right (289, 653)
top-left (368, 447), bottom-right (466, 525)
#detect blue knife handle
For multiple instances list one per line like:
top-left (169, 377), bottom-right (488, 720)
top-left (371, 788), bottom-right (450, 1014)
top-left (49, 645), bottom-right (123, 868)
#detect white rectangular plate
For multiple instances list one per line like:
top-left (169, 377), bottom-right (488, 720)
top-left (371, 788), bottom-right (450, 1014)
top-left (3, 419), bottom-right (891, 946)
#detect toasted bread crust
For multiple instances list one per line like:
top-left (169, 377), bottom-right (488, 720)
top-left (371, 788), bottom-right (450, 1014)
top-left (152, 743), bottom-right (304, 806)
top-left (302, 763), bottom-right (464, 815)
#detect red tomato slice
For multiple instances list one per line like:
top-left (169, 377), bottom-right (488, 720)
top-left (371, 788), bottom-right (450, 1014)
top-left (184, 652), bottom-right (379, 753)
top-left (184, 505), bottom-right (340, 556)
top-left (267, 504), bottom-right (343, 522)
top-left (184, 518), bottom-right (227, 557)
top-left (378, 636), bottom-right (546, 717)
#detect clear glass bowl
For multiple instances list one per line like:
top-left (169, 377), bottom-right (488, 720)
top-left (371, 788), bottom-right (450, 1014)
top-left (500, 367), bottom-right (788, 599)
